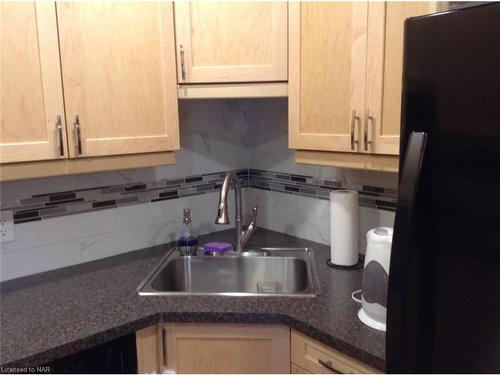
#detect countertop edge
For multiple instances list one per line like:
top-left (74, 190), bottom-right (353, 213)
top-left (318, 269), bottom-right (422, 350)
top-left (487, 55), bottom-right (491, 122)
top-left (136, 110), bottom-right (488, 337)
top-left (2, 311), bottom-right (385, 371)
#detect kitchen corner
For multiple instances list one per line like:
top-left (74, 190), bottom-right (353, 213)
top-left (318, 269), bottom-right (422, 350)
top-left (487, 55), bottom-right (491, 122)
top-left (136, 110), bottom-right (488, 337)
top-left (0, 228), bottom-right (385, 371)
top-left (2, 1), bottom-right (499, 373)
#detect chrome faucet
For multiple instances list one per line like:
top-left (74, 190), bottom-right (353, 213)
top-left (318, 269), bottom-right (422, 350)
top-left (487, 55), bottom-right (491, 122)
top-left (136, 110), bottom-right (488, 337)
top-left (215, 172), bottom-right (257, 253)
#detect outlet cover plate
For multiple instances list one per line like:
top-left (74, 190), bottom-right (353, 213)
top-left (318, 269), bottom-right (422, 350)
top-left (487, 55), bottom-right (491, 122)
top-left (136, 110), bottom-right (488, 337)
top-left (0, 210), bottom-right (15, 243)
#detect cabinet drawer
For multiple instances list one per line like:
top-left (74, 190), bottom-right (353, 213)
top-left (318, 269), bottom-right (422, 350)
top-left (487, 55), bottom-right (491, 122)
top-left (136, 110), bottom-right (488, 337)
top-left (291, 330), bottom-right (380, 374)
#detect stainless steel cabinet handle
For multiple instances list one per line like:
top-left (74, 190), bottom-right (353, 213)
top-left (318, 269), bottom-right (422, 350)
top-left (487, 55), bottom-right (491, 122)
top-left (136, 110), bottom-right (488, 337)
top-left (350, 110), bottom-right (360, 150)
top-left (364, 109), bottom-right (375, 151)
top-left (161, 327), bottom-right (168, 368)
top-left (180, 44), bottom-right (186, 81)
top-left (74, 115), bottom-right (82, 155)
top-left (56, 116), bottom-right (64, 157)
top-left (318, 358), bottom-right (340, 373)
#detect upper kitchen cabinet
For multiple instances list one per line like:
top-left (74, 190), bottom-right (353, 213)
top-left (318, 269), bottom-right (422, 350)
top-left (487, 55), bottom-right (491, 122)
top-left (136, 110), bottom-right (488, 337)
top-left (365, 2), bottom-right (437, 155)
top-left (0, 2), bottom-right (68, 163)
top-left (1, 2), bottom-right (179, 181)
top-left (174, 2), bottom-right (288, 99)
top-left (57, 2), bottom-right (179, 158)
top-left (289, 2), bottom-right (368, 153)
top-left (289, 2), bottom-right (436, 171)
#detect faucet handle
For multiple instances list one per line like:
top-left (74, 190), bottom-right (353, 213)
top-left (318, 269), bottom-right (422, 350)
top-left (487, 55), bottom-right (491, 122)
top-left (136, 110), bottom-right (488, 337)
top-left (240, 206), bottom-right (258, 248)
top-left (250, 206), bottom-right (258, 224)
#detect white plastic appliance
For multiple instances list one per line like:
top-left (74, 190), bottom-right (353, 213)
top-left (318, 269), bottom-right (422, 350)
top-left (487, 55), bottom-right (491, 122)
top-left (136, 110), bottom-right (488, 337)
top-left (358, 227), bottom-right (393, 331)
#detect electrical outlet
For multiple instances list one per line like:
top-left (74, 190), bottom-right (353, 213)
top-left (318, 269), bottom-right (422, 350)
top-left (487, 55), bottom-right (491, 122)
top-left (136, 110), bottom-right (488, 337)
top-left (0, 210), bottom-right (15, 243)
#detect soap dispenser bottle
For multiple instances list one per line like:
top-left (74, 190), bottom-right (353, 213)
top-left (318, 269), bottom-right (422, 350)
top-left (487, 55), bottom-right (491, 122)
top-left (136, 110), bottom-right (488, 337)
top-left (177, 209), bottom-right (198, 256)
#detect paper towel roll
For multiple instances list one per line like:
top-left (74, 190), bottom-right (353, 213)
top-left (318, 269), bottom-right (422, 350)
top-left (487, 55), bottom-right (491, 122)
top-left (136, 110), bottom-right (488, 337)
top-left (330, 190), bottom-right (359, 266)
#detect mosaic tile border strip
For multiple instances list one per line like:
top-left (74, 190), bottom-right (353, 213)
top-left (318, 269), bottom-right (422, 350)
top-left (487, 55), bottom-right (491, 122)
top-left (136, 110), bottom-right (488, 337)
top-left (8, 169), bottom-right (248, 225)
top-left (247, 169), bottom-right (398, 212)
top-left (4, 169), bottom-right (397, 225)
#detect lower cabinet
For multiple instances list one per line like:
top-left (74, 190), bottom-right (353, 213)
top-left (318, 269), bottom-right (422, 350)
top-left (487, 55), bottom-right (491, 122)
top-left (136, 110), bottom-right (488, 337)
top-left (136, 324), bottom-right (380, 374)
top-left (291, 330), bottom-right (380, 374)
top-left (136, 323), bottom-right (290, 374)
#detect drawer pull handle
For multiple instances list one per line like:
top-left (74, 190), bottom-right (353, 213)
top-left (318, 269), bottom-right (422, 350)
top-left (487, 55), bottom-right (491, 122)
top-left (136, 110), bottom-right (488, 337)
top-left (318, 358), bottom-right (340, 373)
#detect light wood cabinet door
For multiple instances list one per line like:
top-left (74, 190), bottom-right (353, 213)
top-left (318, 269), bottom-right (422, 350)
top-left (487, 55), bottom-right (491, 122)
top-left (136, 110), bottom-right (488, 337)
top-left (289, 2), bottom-right (368, 153)
top-left (174, 2), bottom-right (288, 84)
top-left (0, 2), bottom-right (68, 164)
top-left (162, 323), bottom-right (290, 374)
top-left (57, 2), bottom-right (179, 158)
top-left (365, 2), bottom-right (437, 155)
top-left (136, 326), bottom-right (161, 374)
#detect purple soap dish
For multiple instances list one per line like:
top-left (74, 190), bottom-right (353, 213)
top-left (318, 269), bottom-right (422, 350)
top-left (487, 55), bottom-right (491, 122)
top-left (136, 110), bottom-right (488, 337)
top-left (203, 242), bottom-right (233, 256)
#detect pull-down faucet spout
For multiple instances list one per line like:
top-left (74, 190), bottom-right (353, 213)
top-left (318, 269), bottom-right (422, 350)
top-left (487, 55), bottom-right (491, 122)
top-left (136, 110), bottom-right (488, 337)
top-left (215, 172), bottom-right (257, 253)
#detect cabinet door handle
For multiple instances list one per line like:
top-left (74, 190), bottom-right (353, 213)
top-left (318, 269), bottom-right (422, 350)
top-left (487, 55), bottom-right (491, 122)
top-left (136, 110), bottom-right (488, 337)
top-left (318, 358), bottom-right (340, 373)
top-left (74, 115), bottom-right (82, 155)
top-left (350, 110), bottom-right (360, 150)
top-left (364, 110), bottom-right (375, 151)
top-left (56, 116), bottom-right (64, 157)
top-left (180, 44), bottom-right (186, 81)
top-left (161, 327), bottom-right (167, 368)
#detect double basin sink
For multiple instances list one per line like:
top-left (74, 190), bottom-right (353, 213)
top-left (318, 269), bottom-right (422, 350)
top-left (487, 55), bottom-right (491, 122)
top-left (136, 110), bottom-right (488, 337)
top-left (138, 247), bottom-right (320, 297)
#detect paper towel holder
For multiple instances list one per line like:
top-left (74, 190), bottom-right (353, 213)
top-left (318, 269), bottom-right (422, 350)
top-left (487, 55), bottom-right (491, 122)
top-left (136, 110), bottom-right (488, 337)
top-left (326, 258), bottom-right (364, 270)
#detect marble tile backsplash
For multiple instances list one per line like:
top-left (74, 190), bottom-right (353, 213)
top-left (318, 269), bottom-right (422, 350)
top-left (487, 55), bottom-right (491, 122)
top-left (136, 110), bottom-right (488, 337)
top-left (0, 99), bottom-right (398, 281)
top-left (0, 192), bottom-right (236, 281)
top-left (3, 168), bottom-right (396, 226)
top-left (244, 188), bottom-right (396, 253)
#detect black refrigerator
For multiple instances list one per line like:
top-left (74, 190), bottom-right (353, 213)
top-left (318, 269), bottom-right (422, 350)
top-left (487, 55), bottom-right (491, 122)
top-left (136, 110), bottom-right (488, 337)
top-left (387, 3), bottom-right (500, 373)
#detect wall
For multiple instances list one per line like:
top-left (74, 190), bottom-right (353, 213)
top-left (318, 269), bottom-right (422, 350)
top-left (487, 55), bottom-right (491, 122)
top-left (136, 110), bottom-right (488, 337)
top-left (240, 99), bottom-right (397, 251)
top-left (0, 99), bottom-right (397, 281)
top-left (0, 101), bottom-right (247, 281)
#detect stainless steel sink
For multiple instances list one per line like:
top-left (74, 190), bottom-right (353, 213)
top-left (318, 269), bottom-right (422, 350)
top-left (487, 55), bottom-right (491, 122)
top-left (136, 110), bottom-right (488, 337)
top-left (138, 248), bottom-right (319, 297)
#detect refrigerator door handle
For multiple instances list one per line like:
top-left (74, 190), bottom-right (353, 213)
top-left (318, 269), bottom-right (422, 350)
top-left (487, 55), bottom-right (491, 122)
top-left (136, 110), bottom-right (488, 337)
top-left (386, 131), bottom-right (427, 372)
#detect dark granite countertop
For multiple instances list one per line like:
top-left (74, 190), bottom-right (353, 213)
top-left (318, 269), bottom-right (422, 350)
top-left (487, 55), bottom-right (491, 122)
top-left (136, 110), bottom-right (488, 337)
top-left (0, 228), bottom-right (385, 370)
